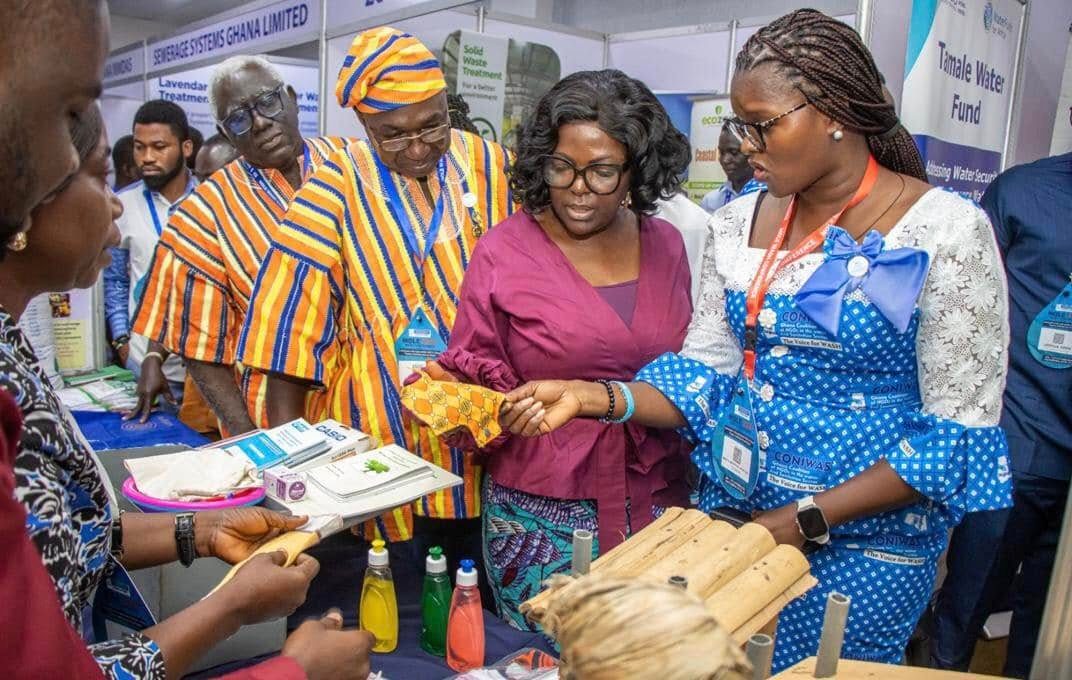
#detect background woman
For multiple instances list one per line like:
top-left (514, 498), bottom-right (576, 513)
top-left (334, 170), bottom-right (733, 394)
top-left (428, 69), bottom-right (694, 629)
top-left (0, 106), bottom-right (370, 679)
top-left (503, 10), bottom-right (1012, 669)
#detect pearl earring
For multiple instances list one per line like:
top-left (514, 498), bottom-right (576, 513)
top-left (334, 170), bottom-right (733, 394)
top-left (832, 130), bottom-right (844, 142)
top-left (7, 231), bottom-right (28, 252)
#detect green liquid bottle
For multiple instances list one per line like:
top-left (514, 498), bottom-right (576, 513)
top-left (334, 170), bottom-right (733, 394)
top-left (419, 546), bottom-right (451, 656)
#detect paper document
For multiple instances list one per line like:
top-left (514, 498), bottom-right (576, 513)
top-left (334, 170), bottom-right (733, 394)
top-left (265, 444), bottom-right (462, 527)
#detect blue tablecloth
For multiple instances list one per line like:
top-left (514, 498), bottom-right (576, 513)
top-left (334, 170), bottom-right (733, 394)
top-left (190, 532), bottom-right (555, 679)
top-left (73, 410), bottom-right (209, 451)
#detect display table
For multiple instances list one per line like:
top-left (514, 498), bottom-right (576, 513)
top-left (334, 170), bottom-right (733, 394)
top-left (74, 410), bottom-right (209, 451)
top-left (98, 445), bottom-right (554, 679)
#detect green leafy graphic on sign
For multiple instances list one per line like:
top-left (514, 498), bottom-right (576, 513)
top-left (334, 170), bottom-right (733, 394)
top-left (364, 459), bottom-right (390, 474)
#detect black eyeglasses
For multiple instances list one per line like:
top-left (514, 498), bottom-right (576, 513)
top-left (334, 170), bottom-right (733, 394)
top-left (370, 122), bottom-right (451, 153)
top-left (726, 102), bottom-right (808, 152)
top-left (220, 85), bottom-right (287, 137)
top-left (541, 154), bottom-right (626, 195)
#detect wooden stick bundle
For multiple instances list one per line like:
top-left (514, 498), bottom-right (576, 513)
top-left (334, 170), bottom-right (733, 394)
top-left (521, 507), bottom-right (711, 621)
top-left (705, 544), bottom-right (812, 632)
top-left (521, 508), bottom-right (815, 640)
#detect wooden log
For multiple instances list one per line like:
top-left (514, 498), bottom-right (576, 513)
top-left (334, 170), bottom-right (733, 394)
top-left (645, 520), bottom-right (738, 592)
top-left (731, 573), bottom-right (817, 646)
top-left (706, 544), bottom-right (811, 632)
top-left (690, 522), bottom-right (778, 598)
top-left (588, 506), bottom-right (687, 574)
top-left (591, 508), bottom-right (713, 578)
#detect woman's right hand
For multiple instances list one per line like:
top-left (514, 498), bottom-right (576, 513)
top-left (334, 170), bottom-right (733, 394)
top-left (502, 380), bottom-right (599, 436)
top-left (282, 610), bottom-right (375, 680)
top-left (218, 550), bottom-right (320, 625)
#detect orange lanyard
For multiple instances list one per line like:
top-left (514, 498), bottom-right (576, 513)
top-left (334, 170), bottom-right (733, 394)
top-left (743, 155), bottom-right (880, 380)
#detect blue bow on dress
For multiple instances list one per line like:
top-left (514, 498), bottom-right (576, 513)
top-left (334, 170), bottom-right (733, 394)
top-left (794, 227), bottom-right (930, 338)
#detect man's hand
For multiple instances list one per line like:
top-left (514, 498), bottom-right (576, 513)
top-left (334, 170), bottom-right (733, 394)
top-left (126, 353), bottom-right (175, 423)
top-left (116, 343), bottom-right (130, 367)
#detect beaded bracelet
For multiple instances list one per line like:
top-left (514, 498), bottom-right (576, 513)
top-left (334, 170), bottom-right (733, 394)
top-left (596, 379), bottom-right (616, 423)
top-left (608, 381), bottom-right (636, 424)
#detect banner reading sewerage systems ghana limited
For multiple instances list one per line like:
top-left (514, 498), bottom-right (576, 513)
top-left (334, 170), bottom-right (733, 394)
top-left (900, 0), bottom-right (1021, 200)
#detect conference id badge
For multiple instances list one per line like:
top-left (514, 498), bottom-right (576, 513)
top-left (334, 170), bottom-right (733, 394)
top-left (92, 558), bottom-right (156, 640)
top-left (395, 306), bottom-right (447, 385)
top-left (710, 375), bottom-right (761, 499)
top-left (1027, 279), bottom-right (1072, 369)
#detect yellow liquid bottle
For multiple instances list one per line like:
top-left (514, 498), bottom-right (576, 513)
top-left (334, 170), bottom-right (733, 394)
top-left (359, 539), bottom-right (398, 653)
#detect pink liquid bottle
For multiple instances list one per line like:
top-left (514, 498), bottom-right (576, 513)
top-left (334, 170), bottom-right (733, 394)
top-left (446, 558), bottom-right (485, 672)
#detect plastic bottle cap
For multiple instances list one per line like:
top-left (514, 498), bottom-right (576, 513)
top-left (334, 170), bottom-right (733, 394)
top-left (368, 538), bottom-right (389, 566)
top-left (456, 558), bottom-right (479, 587)
top-left (426, 545), bottom-right (447, 573)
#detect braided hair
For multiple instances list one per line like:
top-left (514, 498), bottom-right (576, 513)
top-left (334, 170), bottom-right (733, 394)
top-left (736, 9), bottom-right (927, 182)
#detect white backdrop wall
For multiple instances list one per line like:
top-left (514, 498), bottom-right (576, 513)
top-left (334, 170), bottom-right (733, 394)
top-left (554, 0), bottom-right (856, 34)
top-left (608, 29), bottom-right (731, 93)
top-left (1009, 0), bottom-right (1072, 165)
top-left (1050, 36), bottom-right (1072, 156)
top-left (102, 81), bottom-right (147, 150)
top-left (480, 16), bottom-right (605, 76)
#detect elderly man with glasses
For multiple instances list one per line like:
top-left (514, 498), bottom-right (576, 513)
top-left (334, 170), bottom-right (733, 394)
top-left (132, 55), bottom-right (351, 435)
top-left (237, 27), bottom-right (513, 563)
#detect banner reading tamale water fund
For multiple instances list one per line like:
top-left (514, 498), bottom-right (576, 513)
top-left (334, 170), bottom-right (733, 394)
top-left (455, 30), bottom-right (508, 143)
top-left (900, 0), bottom-right (1022, 200)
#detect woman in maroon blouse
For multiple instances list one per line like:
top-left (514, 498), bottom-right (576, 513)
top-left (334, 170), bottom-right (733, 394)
top-left (430, 69), bottom-right (694, 629)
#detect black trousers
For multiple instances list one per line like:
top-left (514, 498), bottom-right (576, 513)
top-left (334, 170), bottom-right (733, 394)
top-left (930, 471), bottom-right (1069, 678)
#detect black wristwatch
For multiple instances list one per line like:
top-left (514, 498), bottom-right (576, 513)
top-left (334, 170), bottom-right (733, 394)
top-left (175, 512), bottom-right (198, 567)
top-left (111, 334), bottom-right (130, 350)
top-left (795, 496), bottom-right (830, 545)
top-left (110, 511), bottom-right (125, 560)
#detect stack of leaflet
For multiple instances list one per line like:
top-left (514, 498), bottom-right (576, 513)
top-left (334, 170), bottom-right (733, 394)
top-left (218, 419), bottom-right (370, 471)
top-left (267, 444), bottom-right (463, 527)
top-left (307, 447), bottom-right (435, 501)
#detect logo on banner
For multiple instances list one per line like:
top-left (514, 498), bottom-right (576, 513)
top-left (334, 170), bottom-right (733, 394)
top-left (700, 104), bottom-right (727, 128)
top-left (982, 1), bottom-right (1012, 39)
top-left (939, 0), bottom-right (966, 16)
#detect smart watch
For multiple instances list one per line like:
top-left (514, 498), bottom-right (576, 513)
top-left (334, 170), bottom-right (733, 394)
top-left (795, 495), bottom-right (830, 545)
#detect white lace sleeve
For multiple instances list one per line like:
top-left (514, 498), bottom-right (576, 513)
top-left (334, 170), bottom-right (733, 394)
top-left (915, 198), bottom-right (1009, 427)
top-left (680, 207), bottom-right (745, 376)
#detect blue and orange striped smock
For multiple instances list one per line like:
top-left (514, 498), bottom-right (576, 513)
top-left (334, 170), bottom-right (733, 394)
top-left (132, 136), bottom-right (351, 428)
top-left (238, 129), bottom-right (513, 540)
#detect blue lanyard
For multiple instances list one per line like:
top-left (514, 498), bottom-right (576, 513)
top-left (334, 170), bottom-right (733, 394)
top-left (143, 189), bottom-right (165, 236)
top-left (244, 143), bottom-right (312, 210)
top-left (374, 154), bottom-right (452, 270)
top-left (142, 176), bottom-right (196, 236)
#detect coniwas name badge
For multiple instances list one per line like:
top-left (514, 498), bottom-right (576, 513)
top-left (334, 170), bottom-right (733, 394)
top-left (395, 307), bottom-right (447, 384)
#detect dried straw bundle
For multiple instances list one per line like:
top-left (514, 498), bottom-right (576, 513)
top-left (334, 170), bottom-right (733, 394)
top-left (542, 575), bottom-right (753, 680)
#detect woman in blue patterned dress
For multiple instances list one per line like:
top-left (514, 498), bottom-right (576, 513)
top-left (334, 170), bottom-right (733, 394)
top-left (500, 9), bottom-right (1012, 671)
top-left (0, 106), bottom-right (375, 679)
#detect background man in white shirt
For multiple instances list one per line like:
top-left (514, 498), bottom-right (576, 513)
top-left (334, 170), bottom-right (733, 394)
top-left (103, 99), bottom-right (194, 420)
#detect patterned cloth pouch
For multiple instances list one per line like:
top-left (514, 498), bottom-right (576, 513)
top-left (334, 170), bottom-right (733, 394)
top-left (401, 370), bottom-right (506, 446)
